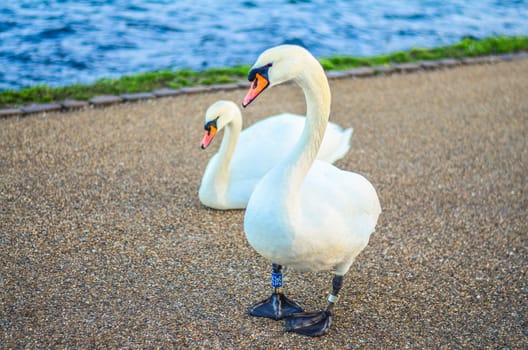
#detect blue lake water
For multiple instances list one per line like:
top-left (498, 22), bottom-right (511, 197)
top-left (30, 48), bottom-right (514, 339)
top-left (0, 0), bottom-right (527, 90)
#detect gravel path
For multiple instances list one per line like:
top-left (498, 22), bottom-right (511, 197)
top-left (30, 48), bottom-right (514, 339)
top-left (1, 59), bottom-right (527, 349)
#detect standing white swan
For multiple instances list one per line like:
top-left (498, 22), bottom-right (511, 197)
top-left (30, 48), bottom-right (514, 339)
top-left (199, 100), bottom-right (353, 209)
top-left (242, 45), bottom-right (381, 337)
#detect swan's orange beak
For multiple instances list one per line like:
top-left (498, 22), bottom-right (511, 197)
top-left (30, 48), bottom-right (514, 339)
top-left (201, 125), bottom-right (217, 149)
top-left (243, 72), bottom-right (269, 107)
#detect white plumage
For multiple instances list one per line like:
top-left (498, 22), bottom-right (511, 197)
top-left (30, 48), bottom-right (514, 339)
top-left (199, 100), bottom-right (353, 210)
top-left (241, 44), bottom-right (381, 336)
top-left (243, 45), bottom-right (381, 274)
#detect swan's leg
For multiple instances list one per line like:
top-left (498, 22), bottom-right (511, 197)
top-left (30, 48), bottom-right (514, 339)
top-left (248, 263), bottom-right (304, 320)
top-left (285, 274), bottom-right (344, 337)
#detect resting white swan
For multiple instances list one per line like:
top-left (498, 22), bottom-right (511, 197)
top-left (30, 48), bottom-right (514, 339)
top-left (242, 45), bottom-right (381, 337)
top-left (199, 100), bottom-right (353, 209)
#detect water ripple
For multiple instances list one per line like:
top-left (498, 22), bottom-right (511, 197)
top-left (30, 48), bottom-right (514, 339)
top-left (0, 0), bottom-right (526, 90)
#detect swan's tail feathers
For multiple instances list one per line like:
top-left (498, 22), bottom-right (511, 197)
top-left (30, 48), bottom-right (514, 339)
top-left (322, 126), bottom-right (353, 163)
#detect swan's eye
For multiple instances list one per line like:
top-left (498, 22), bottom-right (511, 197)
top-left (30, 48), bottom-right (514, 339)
top-left (204, 116), bottom-right (219, 133)
top-left (248, 63), bottom-right (272, 82)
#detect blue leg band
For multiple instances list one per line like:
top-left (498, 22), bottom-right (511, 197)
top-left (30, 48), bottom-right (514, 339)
top-left (271, 272), bottom-right (283, 288)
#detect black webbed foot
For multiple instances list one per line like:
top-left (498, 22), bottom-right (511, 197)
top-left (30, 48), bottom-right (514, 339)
top-left (285, 310), bottom-right (332, 337)
top-left (248, 292), bottom-right (304, 320)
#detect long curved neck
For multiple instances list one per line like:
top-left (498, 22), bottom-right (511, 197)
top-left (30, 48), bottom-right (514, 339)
top-left (211, 115), bottom-right (242, 190)
top-left (282, 63), bottom-right (331, 191)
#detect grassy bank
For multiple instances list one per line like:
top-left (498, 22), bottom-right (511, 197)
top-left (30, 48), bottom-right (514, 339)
top-left (1, 35), bottom-right (527, 109)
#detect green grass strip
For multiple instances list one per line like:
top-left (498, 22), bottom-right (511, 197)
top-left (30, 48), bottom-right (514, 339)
top-left (1, 35), bottom-right (527, 109)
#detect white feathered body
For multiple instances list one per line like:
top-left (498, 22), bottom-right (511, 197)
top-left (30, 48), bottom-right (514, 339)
top-left (199, 112), bottom-right (352, 209)
top-left (244, 159), bottom-right (381, 274)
